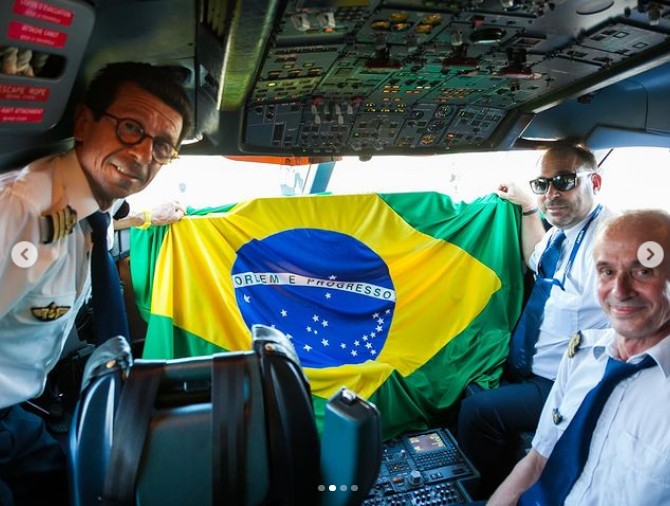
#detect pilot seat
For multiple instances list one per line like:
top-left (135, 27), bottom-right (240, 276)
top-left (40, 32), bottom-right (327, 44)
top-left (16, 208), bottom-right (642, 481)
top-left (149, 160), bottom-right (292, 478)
top-left (68, 325), bottom-right (381, 506)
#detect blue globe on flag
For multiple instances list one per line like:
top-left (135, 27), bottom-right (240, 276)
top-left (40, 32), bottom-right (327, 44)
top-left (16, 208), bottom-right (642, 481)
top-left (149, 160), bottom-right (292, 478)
top-left (232, 229), bottom-right (396, 368)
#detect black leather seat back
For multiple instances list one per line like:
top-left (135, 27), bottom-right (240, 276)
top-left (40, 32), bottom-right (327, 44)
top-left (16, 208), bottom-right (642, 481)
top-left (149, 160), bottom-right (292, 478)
top-left (254, 332), bottom-right (320, 505)
top-left (68, 371), bottom-right (124, 506)
top-left (68, 326), bottom-right (319, 506)
top-left (133, 353), bottom-right (272, 506)
top-left (69, 326), bottom-right (383, 506)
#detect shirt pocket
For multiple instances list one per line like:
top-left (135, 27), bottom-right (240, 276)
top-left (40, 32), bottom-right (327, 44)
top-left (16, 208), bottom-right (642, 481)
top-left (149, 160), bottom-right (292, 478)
top-left (619, 428), bottom-right (670, 488)
top-left (13, 291), bottom-right (77, 327)
top-left (542, 286), bottom-right (579, 335)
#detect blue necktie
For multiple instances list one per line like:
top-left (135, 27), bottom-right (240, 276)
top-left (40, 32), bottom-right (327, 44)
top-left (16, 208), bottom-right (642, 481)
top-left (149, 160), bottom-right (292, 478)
top-left (87, 211), bottom-right (130, 346)
top-left (508, 230), bottom-right (567, 378)
top-left (520, 355), bottom-right (655, 506)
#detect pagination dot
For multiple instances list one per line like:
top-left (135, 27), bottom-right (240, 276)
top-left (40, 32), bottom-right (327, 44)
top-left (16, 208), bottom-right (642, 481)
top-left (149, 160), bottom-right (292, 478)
top-left (317, 483), bottom-right (359, 492)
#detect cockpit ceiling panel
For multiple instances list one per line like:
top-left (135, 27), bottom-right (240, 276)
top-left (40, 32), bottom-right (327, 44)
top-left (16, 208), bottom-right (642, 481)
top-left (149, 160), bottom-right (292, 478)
top-left (563, 23), bottom-right (669, 64)
top-left (276, 3), bottom-right (371, 45)
top-left (238, 0), bottom-right (670, 155)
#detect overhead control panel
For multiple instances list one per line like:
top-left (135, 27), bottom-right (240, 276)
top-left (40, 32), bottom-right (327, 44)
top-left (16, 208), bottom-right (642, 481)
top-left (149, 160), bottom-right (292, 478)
top-left (241, 0), bottom-right (670, 156)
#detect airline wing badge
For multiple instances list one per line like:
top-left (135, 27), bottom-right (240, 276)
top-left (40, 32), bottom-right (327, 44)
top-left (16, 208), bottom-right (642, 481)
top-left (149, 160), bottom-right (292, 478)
top-left (31, 302), bottom-right (71, 322)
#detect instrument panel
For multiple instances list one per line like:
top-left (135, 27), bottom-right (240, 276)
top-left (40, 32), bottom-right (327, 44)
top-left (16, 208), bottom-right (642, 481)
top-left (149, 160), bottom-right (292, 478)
top-left (241, 0), bottom-right (670, 156)
top-left (363, 428), bottom-right (479, 505)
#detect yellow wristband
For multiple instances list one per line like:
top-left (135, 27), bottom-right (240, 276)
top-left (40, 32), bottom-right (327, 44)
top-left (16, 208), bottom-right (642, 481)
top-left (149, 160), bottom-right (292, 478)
top-left (136, 209), bottom-right (152, 229)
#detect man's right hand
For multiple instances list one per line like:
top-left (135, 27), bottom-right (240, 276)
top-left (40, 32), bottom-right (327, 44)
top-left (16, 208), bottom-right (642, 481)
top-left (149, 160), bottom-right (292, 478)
top-left (495, 182), bottom-right (536, 213)
top-left (150, 201), bottom-right (186, 226)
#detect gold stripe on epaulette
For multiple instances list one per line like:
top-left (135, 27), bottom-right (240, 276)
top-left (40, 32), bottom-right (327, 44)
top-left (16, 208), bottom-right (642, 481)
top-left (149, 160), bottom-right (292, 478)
top-left (39, 205), bottom-right (77, 244)
top-left (54, 206), bottom-right (63, 240)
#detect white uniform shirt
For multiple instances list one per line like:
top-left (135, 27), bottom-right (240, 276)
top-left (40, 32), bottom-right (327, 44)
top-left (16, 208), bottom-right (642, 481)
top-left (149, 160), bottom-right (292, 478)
top-left (0, 151), bottom-right (112, 409)
top-left (532, 328), bottom-right (670, 505)
top-left (529, 206), bottom-right (615, 380)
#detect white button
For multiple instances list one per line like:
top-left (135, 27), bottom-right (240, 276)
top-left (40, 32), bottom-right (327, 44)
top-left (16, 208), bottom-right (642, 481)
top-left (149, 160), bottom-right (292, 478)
top-left (11, 241), bottom-right (38, 268)
top-left (637, 241), bottom-right (664, 268)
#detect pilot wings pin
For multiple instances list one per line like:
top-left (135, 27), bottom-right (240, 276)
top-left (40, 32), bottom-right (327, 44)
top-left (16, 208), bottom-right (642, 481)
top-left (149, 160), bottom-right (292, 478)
top-left (31, 301), bottom-right (71, 322)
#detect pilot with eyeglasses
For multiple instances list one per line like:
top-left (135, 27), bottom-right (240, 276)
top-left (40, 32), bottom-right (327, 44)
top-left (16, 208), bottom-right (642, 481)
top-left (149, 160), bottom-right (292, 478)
top-left (0, 62), bottom-right (192, 506)
top-left (457, 141), bottom-right (617, 499)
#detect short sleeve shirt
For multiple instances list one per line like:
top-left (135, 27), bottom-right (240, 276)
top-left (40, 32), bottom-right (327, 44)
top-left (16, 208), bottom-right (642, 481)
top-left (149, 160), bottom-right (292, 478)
top-left (0, 151), bottom-right (107, 408)
top-left (532, 329), bottom-right (670, 505)
top-left (528, 206), bottom-right (615, 379)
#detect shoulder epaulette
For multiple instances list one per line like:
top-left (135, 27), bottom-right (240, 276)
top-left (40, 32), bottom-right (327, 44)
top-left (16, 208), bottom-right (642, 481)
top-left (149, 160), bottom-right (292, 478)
top-left (567, 330), bottom-right (583, 358)
top-left (39, 204), bottom-right (77, 244)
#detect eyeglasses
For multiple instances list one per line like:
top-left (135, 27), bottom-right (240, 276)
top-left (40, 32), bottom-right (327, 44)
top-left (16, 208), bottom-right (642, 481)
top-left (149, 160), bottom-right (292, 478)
top-left (102, 112), bottom-right (178, 164)
top-left (529, 172), bottom-right (590, 195)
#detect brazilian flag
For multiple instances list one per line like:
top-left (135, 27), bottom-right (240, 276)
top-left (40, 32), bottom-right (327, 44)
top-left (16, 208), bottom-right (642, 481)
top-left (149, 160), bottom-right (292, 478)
top-left (131, 192), bottom-right (524, 438)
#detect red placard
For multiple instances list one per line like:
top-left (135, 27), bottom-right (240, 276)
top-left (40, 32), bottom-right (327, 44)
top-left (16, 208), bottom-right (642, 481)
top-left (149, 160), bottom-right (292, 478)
top-left (0, 106), bottom-right (44, 123)
top-left (13, 0), bottom-right (74, 27)
top-left (0, 84), bottom-right (50, 102)
top-left (7, 20), bottom-right (68, 48)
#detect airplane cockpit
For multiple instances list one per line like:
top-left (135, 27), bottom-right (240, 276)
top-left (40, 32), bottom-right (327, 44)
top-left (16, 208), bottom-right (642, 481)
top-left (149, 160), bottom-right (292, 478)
top-left (2, 0), bottom-right (670, 505)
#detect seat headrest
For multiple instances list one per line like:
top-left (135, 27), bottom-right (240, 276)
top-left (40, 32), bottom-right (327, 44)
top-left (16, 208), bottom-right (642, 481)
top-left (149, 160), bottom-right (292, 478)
top-left (80, 335), bottom-right (132, 393)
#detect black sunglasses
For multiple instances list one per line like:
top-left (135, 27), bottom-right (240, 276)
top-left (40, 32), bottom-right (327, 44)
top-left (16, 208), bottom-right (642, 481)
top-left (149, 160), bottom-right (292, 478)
top-left (529, 173), bottom-right (590, 195)
top-left (102, 112), bottom-right (178, 164)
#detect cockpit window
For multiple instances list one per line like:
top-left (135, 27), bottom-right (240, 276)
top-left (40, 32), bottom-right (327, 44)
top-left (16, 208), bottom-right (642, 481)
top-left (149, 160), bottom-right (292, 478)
top-left (126, 147), bottom-right (670, 213)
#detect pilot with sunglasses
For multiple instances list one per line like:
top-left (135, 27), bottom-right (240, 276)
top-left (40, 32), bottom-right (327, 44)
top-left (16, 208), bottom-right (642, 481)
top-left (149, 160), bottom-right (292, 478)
top-left (0, 62), bottom-right (193, 506)
top-left (458, 142), bottom-right (617, 499)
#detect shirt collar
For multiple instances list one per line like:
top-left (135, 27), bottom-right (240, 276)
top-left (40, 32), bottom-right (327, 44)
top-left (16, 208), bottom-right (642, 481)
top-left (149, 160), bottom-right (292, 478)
top-left (593, 329), bottom-right (670, 378)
